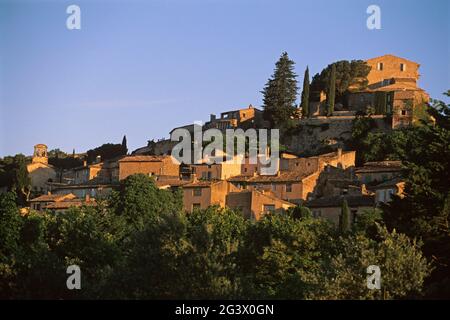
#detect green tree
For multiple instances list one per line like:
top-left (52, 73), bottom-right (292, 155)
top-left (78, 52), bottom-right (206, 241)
top-left (327, 63), bottom-right (336, 116)
top-left (262, 52), bottom-right (298, 128)
top-left (311, 60), bottom-right (371, 103)
top-left (121, 135), bottom-right (128, 155)
top-left (300, 66), bottom-right (310, 118)
top-left (338, 199), bottom-right (350, 233)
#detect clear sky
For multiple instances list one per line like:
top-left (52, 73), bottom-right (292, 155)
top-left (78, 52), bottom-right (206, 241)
top-left (0, 0), bottom-right (449, 157)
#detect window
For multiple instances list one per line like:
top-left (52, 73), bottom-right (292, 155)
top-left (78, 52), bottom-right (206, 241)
top-left (192, 203), bottom-right (201, 211)
top-left (401, 110), bottom-right (407, 116)
top-left (286, 183), bottom-right (292, 193)
top-left (193, 188), bottom-right (202, 196)
top-left (400, 63), bottom-right (406, 71)
top-left (377, 62), bottom-right (384, 71)
top-left (263, 204), bottom-right (276, 213)
top-left (244, 168), bottom-right (248, 173)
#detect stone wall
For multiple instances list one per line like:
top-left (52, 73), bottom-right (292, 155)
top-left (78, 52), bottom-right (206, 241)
top-left (286, 116), bottom-right (391, 155)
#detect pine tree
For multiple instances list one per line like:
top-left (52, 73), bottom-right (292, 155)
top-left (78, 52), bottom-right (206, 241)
top-left (261, 52), bottom-right (298, 128)
top-left (301, 66), bottom-right (310, 118)
top-left (339, 198), bottom-right (351, 233)
top-left (122, 135), bottom-right (128, 155)
top-left (327, 64), bottom-right (336, 116)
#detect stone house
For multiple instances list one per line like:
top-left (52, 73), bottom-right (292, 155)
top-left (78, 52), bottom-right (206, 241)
top-left (280, 149), bottom-right (355, 175)
top-left (26, 144), bottom-right (57, 194)
top-left (29, 192), bottom-right (76, 211)
top-left (204, 104), bottom-right (264, 131)
top-left (368, 177), bottom-right (405, 204)
top-left (305, 195), bottom-right (375, 225)
top-left (355, 161), bottom-right (403, 185)
top-left (226, 189), bottom-right (295, 220)
top-left (182, 180), bottom-right (239, 213)
top-left (227, 171), bottom-right (320, 205)
top-left (118, 155), bottom-right (180, 181)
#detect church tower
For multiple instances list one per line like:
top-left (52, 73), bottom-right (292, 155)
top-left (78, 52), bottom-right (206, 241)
top-left (32, 144), bottom-right (49, 165)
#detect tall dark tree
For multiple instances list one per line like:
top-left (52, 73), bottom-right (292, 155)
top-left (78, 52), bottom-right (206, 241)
top-left (310, 60), bottom-right (371, 103)
top-left (122, 135), bottom-right (128, 155)
top-left (300, 66), bottom-right (310, 118)
top-left (261, 52), bottom-right (298, 128)
top-left (339, 199), bottom-right (351, 233)
top-left (327, 64), bottom-right (336, 116)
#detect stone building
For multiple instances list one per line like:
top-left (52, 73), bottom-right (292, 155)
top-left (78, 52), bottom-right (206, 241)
top-left (305, 195), bottom-right (375, 226)
top-left (118, 155), bottom-right (180, 181)
top-left (227, 171), bottom-right (320, 205)
top-left (348, 54), bottom-right (430, 128)
top-left (182, 180), bottom-right (239, 213)
top-left (226, 189), bottom-right (295, 220)
top-left (355, 161), bottom-right (403, 185)
top-left (280, 149), bottom-right (355, 175)
top-left (204, 104), bottom-right (264, 131)
top-left (26, 144), bottom-right (57, 194)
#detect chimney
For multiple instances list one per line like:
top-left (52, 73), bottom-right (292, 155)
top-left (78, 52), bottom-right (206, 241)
top-left (210, 114), bottom-right (216, 122)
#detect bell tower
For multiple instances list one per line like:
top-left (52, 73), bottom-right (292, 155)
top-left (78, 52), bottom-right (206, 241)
top-left (32, 144), bottom-right (48, 165)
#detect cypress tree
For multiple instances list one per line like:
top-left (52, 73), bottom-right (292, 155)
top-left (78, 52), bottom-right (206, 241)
top-left (261, 52), bottom-right (298, 128)
top-left (339, 198), bottom-right (351, 233)
top-left (122, 135), bottom-right (128, 155)
top-left (327, 63), bottom-right (336, 116)
top-left (301, 66), bottom-right (310, 118)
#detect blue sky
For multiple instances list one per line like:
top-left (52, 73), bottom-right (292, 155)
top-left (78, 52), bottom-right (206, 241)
top-left (0, 0), bottom-right (449, 156)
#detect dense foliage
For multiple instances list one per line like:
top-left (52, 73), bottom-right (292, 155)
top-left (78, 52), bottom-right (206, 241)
top-left (310, 60), bottom-right (371, 103)
top-left (0, 174), bottom-right (430, 299)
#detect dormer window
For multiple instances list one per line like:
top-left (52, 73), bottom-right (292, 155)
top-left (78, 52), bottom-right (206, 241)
top-left (400, 63), bottom-right (406, 71)
top-left (377, 62), bottom-right (384, 71)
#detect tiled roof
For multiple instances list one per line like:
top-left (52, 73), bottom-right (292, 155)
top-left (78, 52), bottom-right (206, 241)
top-left (29, 193), bottom-right (76, 202)
top-left (356, 161), bottom-right (403, 173)
top-left (44, 199), bottom-right (97, 209)
top-left (119, 155), bottom-right (169, 162)
top-left (183, 180), bottom-right (223, 188)
top-left (228, 171), bottom-right (315, 183)
top-left (368, 177), bottom-right (405, 189)
top-left (306, 195), bottom-right (375, 208)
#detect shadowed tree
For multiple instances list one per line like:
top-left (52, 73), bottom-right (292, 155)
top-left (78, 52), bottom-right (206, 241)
top-left (261, 52), bottom-right (298, 129)
top-left (301, 66), bottom-right (310, 118)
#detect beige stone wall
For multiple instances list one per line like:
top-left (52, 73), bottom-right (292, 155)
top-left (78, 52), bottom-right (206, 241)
top-left (183, 186), bottom-right (212, 212)
top-left (366, 55), bottom-right (419, 87)
top-left (27, 162), bottom-right (57, 193)
top-left (119, 158), bottom-right (179, 181)
top-left (226, 190), bottom-right (295, 220)
top-left (311, 205), bottom-right (373, 225)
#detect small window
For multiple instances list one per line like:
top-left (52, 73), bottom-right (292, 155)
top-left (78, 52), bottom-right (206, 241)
top-left (263, 204), bottom-right (276, 213)
top-left (401, 110), bottom-right (407, 116)
top-left (193, 188), bottom-right (202, 196)
top-left (192, 203), bottom-right (201, 211)
top-left (400, 63), bottom-right (406, 71)
top-left (377, 62), bottom-right (384, 71)
top-left (286, 183), bottom-right (292, 193)
top-left (244, 168), bottom-right (248, 173)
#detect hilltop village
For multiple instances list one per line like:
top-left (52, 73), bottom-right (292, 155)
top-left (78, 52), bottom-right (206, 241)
top-left (20, 54), bottom-right (430, 224)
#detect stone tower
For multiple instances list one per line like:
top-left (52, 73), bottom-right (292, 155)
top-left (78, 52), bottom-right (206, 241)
top-left (32, 144), bottom-right (48, 165)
